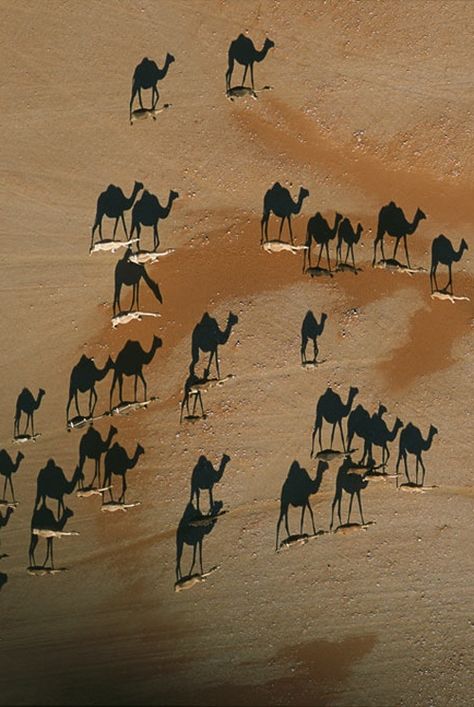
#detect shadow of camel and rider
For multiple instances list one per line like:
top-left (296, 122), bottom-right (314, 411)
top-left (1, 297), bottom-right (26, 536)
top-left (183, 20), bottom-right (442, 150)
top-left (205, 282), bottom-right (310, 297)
top-left (130, 54), bottom-right (174, 123)
top-left (225, 34), bottom-right (274, 99)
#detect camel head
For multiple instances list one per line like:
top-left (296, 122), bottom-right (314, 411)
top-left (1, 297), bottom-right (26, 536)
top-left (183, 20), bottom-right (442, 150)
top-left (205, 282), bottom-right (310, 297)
top-left (316, 459), bottom-right (329, 475)
top-left (349, 386), bottom-right (359, 400)
top-left (170, 190), bottom-right (179, 201)
top-left (222, 453), bottom-right (231, 465)
top-left (152, 335), bottom-right (163, 351)
top-left (321, 312), bottom-right (328, 324)
top-left (17, 451), bottom-right (25, 463)
top-left (355, 223), bottom-right (363, 242)
top-left (63, 507), bottom-right (74, 521)
top-left (166, 53), bottom-right (175, 65)
top-left (377, 403), bottom-right (388, 417)
top-left (228, 311), bottom-right (239, 327)
top-left (136, 443), bottom-right (145, 458)
top-left (429, 425), bottom-right (439, 438)
top-left (134, 181), bottom-right (144, 192)
top-left (264, 38), bottom-right (275, 51)
top-left (299, 187), bottom-right (310, 201)
top-left (38, 388), bottom-right (46, 400)
top-left (460, 238), bottom-right (469, 253)
top-left (415, 208), bottom-right (427, 223)
top-left (110, 425), bottom-right (119, 436)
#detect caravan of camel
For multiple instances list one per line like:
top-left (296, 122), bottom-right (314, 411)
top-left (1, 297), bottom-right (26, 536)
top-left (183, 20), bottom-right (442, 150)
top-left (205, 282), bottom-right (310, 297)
top-left (0, 33), bottom-right (465, 586)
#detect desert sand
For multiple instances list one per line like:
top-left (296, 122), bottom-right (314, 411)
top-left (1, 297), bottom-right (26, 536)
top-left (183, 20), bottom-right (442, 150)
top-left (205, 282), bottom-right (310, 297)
top-left (0, 1), bottom-right (474, 705)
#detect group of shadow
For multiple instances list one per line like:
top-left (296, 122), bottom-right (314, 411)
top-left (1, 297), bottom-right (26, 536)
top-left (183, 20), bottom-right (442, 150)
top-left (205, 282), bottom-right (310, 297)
top-left (1, 423), bottom-right (145, 572)
top-left (180, 311), bottom-right (238, 422)
top-left (261, 185), bottom-right (468, 294)
top-left (275, 385), bottom-right (438, 550)
top-left (175, 454), bottom-right (230, 588)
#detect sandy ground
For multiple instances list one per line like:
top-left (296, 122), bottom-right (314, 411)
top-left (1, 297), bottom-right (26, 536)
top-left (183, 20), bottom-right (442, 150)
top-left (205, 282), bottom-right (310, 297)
top-left (1, 0), bottom-right (474, 705)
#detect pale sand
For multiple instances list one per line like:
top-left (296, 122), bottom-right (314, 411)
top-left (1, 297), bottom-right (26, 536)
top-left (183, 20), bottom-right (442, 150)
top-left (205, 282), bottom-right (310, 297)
top-left (1, 1), bottom-right (474, 705)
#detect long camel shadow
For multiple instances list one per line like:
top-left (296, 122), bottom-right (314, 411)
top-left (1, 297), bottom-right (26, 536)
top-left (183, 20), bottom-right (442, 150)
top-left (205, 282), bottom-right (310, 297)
top-left (102, 442), bottom-right (145, 507)
top-left (303, 211), bottom-right (342, 275)
top-left (90, 181), bottom-right (143, 250)
top-left (14, 387), bottom-right (45, 441)
top-left (276, 460), bottom-right (329, 551)
top-left (372, 200), bottom-right (426, 269)
top-left (225, 34), bottom-right (274, 98)
top-left (130, 188), bottom-right (179, 253)
top-left (112, 248), bottom-right (163, 320)
top-left (190, 454), bottom-right (230, 513)
top-left (67, 354), bottom-right (114, 428)
top-left (191, 311), bottom-right (238, 381)
top-left (77, 424), bottom-right (118, 493)
top-left (311, 386), bottom-right (359, 459)
top-left (130, 55), bottom-right (175, 123)
top-left (35, 459), bottom-right (83, 518)
top-left (261, 182), bottom-right (309, 245)
top-left (430, 234), bottom-right (468, 297)
top-left (300, 311), bottom-right (327, 365)
top-left (0, 449), bottom-right (25, 503)
top-left (336, 217), bottom-right (364, 273)
top-left (396, 422), bottom-right (438, 488)
top-left (175, 500), bottom-right (223, 591)
top-left (330, 456), bottom-right (371, 532)
top-left (180, 364), bottom-right (208, 423)
top-left (28, 503), bottom-right (76, 573)
top-left (109, 336), bottom-right (162, 412)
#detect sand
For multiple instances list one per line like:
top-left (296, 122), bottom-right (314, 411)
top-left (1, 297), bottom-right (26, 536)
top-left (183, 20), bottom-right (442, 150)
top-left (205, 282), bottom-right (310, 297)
top-left (0, 0), bottom-right (473, 705)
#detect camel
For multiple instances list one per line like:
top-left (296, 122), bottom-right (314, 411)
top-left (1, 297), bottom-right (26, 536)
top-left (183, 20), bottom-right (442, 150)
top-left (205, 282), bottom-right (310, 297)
top-left (109, 336), bottom-right (162, 409)
top-left (372, 201), bottom-right (426, 267)
top-left (0, 450), bottom-right (24, 502)
top-left (347, 404), bottom-right (386, 458)
top-left (304, 212), bottom-right (343, 273)
top-left (91, 181), bottom-right (143, 249)
top-left (113, 248), bottom-right (163, 316)
top-left (301, 311), bottom-right (327, 364)
top-left (175, 501), bottom-right (222, 582)
top-left (67, 355), bottom-right (114, 422)
top-left (336, 218), bottom-right (364, 270)
top-left (261, 182), bottom-right (310, 244)
top-left (29, 504), bottom-right (73, 569)
top-left (130, 189), bottom-right (179, 252)
top-left (103, 443), bottom-right (144, 503)
top-left (191, 311), bottom-right (238, 380)
top-left (362, 415), bottom-right (404, 468)
top-left (430, 234), bottom-right (468, 295)
top-left (190, 454), bottom-right (230, 512)
top-left (311, 386), bottom-right (359, 456)
top-left (35, 459), bottom-right (83, 517)
top-left (275, 459), bottom-right (329, 550)
top-left (396, 423), bottom-right (438, 487)
top-left (330, 456), bottom-right (369, 530)
top-left (130, 55), bottom-right (175, 120)
top-left (225, 34), bottom-right (274, 93)
top-left (14, 387), bottom-right (45, 438)
top-left (78, 425), bottom-right (118, 489)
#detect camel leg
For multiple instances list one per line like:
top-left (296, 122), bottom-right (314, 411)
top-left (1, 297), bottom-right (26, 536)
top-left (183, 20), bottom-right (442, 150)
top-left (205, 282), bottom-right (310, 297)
top-left (338, 419), bottom-right (345, 452)
top-left (347, 493), bottom-right (354, 525)
top-left (3, 477), bottom-right (7, 500)
top-left (190, 544), bottom-right (197, 576)
top-left (199, 540), bottom-right (204, 575)
top-left (310, 426), bottom-right (317, 457)
top-left (288, 217), bottom-right (294, 245)
top-left (209, 488), bottom-right (214, 511)
top-left (136, 282), bottom-right (140, 312)
top-left (176, 542), bottom-right (183, 581)
top-left (138, 87), bottom-right (144, 110)
top-left (121, 213), bottom-right (128, 238)
top-left (30, 414), bottom-right (35, 437)
top-left (49, 538), bottom-right (55, 570)
top-left (313, 338), bottom-right (318, 363)
top-left (109, 372), bottom-right (118, 410)
top-left (74, 390), bottom-right (81, 418)
top-left (112, 218), bottom-right (119, 240)
top-left (120, 475), bottom-right (127, 503)
top-left (330, 493), bottom-right (339, 531)
top-left (403, 236), bottom-right (411, 268)
top-left (301, 335), bottom-right (307, 364)
top-left (250, 63), bottom-right (255, 91)
top-left (226, 58), bottom-right (234, 92)
top-left (403, 453), bottom-right (411, 485)
top-left (317, 244), bottom-right (324, 268)
top-left (393, 237), bottom-right (400, 261)
top-left (29, 534), bottom-right (38, 567)
top-left (351, 244), bottom-right (356, 270)
top-left (448, 264), bottom-right (453, 294)
top-left (307, 501), bottom-right (316, 535)
top-left (276, 511), bottom-right (284, 550)
top-left (357, 490), bottom-right (365, 525)
top-left (153, 223), bottom-right (160, 252)
top-left (137, 370), bottom-right (147, 402)
top-left (242, 65), bottom-right (248, 87)
top-left (319, 424), bottom-right (323, 453)
top-left (300, 505), bottom-right (306, 535)
top-left (419, 455), bottom-right (426, 487)
top-left (118, 374), bottom-right (124, 405)
top-left (197, 392), bottom-right (205, 418)
top-left (180, 395), bottom-right (187, 423)
top-left (330, 423), bottom-right (336, 450)
top-left (9, 477), bottom-right (15, 503)
top-left (326, 242), bottom-right (331, 272)
top-left (278, 217), bottom-right (285, 241)
top-left (152, 86), bottom-right (159, 110)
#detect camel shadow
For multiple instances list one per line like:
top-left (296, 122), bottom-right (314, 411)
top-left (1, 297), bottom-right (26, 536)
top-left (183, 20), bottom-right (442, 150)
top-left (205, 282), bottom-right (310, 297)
top-left (301, 311), bottom-right (327, 365)
top-left (77, 424), bottom-right (118, 491)
top-left (14, 387), bottom-right (45, 441)
top-left (0, 572), bottom-right (7, 590)
top-left (109, 336), bottom-right (162, 412)
top-left (304, 211), bottom-right (342, 274)
top-left (225, 34), bottom-right (274, 96)
top-left (261, 182), bottom-right (309, 245)
top-left (190, 454), bottom-right (230, 513)
top-left (276, 460), bottom-right (329, 551)
top-left (130, 55), bottom-right (175, 123)
top-left (311, 386), bottom-right (359, 457)
top-left (35, 459), bottom-right (83, 519)
top-left (191, 311), bottom-right (238, 381)
top-left (175, 500), bottom-right (223, 589)
top-left (102, 442), bottom-right (145, 505)
top-left (430, 234), bottom-right (468, 297)
top-left (0, 506), bottom-right (15, 559)
top-left (67, 354), bottom-right (114, 427)
top-left (130, 189), bottom-right (179, 253)
top-left (396, 422), bottom-right (438, 488)
top-left (0, 450), bottom-right (25, 503)
top-left (330, 456), bottom-right (370, 531)
top-left (372, 201), bottom-right (426, 269)
top-left (91, 181), bottom-right (143, 250)
top-left (347, 403), bottom-right (402, 471)
top-left (28, 504), bottom-right (76, 571)
top-left (112, 248), bottom-right (163, 321)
